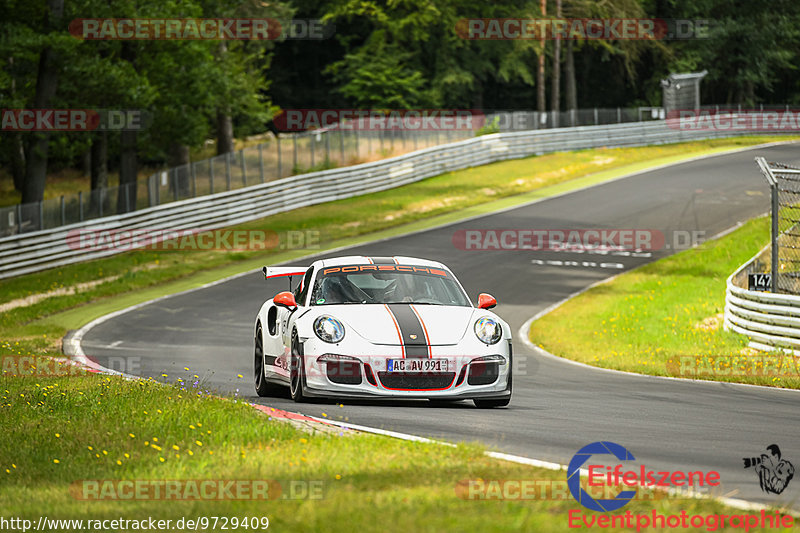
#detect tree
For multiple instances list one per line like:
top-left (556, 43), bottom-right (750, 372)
top-left (21, 0), bottom-right (64, 206)
top-left (551, 0), bottom-right (562, 124)
top-left (537, 0), bottom-right (546, 113)
top-left (663, 0), bottom-right (800, 105)
top-left (323, 0), bottom-right (539, 109)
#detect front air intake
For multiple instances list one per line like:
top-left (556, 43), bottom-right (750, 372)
top-left (467, 362), bottom-right (499, 385)
top-left (325, 361), bottom-right (362, 385)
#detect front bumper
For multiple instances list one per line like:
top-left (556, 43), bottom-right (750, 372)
top-left (298, 339), bottom-right (512, 399)
top-left (301, 386), bottom-right (511, 400)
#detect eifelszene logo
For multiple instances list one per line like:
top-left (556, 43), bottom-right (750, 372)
top-left (567, 441), bottom-right (720, 512)
top-left (568, 441), bottom-right (637, 512)
top-left (743, 445), bottom-right (794, 495)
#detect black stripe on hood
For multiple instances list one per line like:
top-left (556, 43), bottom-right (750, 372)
top-left (386, 303), bottom-right (429, 358)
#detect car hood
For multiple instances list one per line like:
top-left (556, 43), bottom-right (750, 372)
top-left (317, 304), bottom-right (476, 346)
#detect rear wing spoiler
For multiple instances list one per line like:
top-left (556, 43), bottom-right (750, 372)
top-left (262, 266), bottom-right (307, 280)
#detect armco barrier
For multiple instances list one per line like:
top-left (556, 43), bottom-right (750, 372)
top-left (725, 247), bottom-right (800, 351)
top-left (0, 119), bottom-right (788, 280)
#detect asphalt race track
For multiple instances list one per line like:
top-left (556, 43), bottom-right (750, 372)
top-left (82, 143), bottom-right (800, 509)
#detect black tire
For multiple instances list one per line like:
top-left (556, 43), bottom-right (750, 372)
top-left (289, 330), bottom-right (307, 402)
top-left (254, 324), bottom-right (283, 397)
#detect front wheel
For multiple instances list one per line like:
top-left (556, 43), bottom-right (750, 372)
top-left (289, 330), bottom-right (308, 402)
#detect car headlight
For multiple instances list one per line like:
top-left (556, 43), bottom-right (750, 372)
top-left (314, 316), bottom-right (345, 343)
top-left (474, 317), bottom-right (502, 345)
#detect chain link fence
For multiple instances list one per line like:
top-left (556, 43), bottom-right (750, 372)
top-left (0, 127), bottom-right (475, 238)
top-left (757, 158), bottom-right (800, 294)
top-left (490, 107), bottom-right (662, 131)
top-left (2, 105), bottom-right (795, 238)
top-left (0, 107), bottom-right (667, 238)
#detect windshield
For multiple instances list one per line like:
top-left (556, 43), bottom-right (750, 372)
top-left (310, 264), bottom-right (471, 306)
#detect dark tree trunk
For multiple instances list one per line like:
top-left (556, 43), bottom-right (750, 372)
top-left (90, 132), bottom-right (109, 215)
top-left (82, 148), bottom-right (91, 177)
top-left (550, 0), bottom-right (562, 127)
top-left (216, 110), bottom-right (235, 155)
top-left (537, 0), bottom-right (547, 113)
top-left (22, 135), bottom-right (49, 206)
top-left (215, 41), bottom-right (235, 156)
top-left (117, 130), bottom-right (138, 213)
top-left (7, 57), bottom-right (26, 193)
top-left (744, 81), bottom-right (755, 106)
top-left (21, 0), bottom-right (63, 206)
top-left (169, 143), bottom-right (191, 198)
top-left (473, 78), bottom-right (484, 110)
top-left (21, 49), bottom-right (57, 205)
top-left (10, 134), bottom-right (26, 193)
top-left (116, 41), bottom-right (138, 213)
top-left (168, 143), bottom-right (190, 167)
top-left (565, 40), bottom-right (577, 113)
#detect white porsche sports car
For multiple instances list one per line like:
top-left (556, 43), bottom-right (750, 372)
top-left (253, 255), bottom-right (512, 408)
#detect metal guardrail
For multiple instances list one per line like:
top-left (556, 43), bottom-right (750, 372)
top-left (0, 128), bottom-right (474, 238)
top-left (1, 106), bottom-right (664, 239)
top-left (0, 118), bottom-right (792, 280)
top-left (725, 247), bottom-right (800, 352)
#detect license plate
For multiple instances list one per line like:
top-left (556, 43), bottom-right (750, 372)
top-left (387, 359), bottom-right (448, 372)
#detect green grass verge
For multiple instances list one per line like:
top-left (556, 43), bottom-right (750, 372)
top-left (0, 367), bottom-right (790, 531)
top-left (529, 216), bottom-right (800, 389)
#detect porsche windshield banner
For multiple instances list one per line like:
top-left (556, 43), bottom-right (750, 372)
top-left (320, 264), bottom-right (451, 278)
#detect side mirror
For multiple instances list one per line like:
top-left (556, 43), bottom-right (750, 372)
top-left (274, 291), bottom-right (297, 309)
top-left (477, 293), bottom-right (497, 310)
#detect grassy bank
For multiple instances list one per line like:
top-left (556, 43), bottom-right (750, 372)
top-left (0, 362), bottom-right (789, 531)
top-left (529, 216), bottom-right (800, 388)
